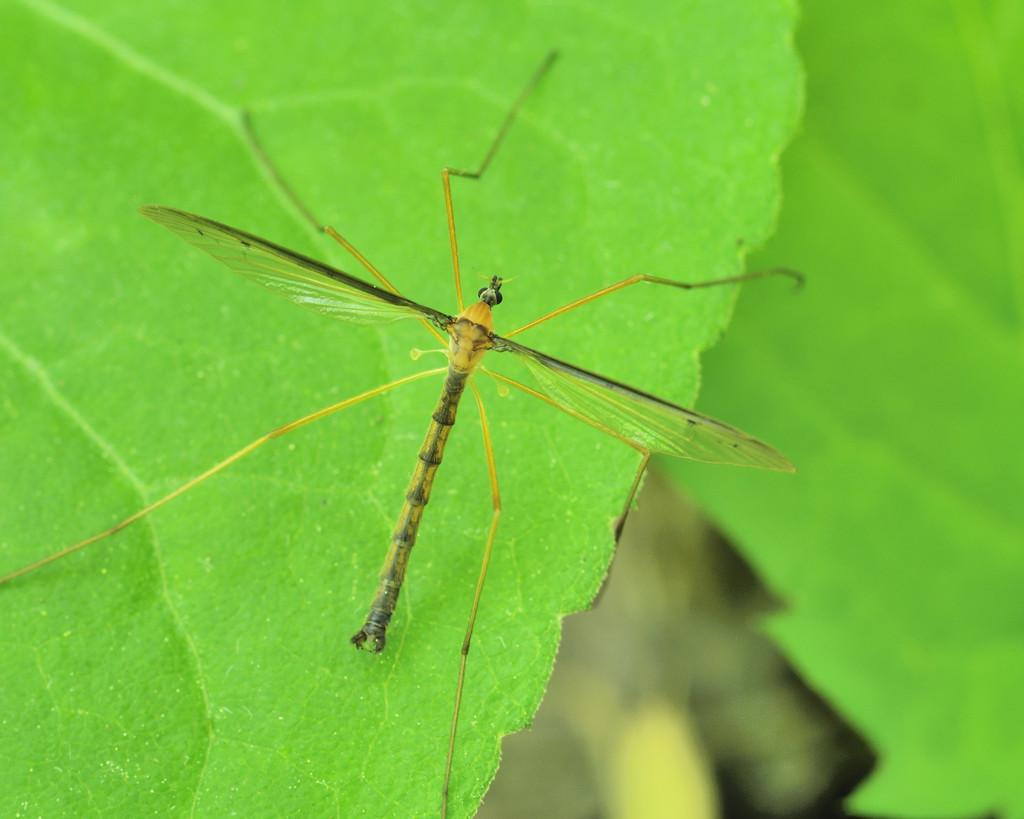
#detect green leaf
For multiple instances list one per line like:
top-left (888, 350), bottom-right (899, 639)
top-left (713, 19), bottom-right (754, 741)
top-left (667, 2), bottom-right (1024, 816)
top-left (0, 2), bottom-right (800, 815)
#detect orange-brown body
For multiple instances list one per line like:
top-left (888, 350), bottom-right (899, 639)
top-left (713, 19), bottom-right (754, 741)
top-left (351, 299), bottom-right (495, 651)
top-left (448, 301), bottom-right (494, 373)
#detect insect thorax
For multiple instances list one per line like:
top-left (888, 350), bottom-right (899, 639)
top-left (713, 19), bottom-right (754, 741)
top-left (448, 308), bottom-right (494, 373)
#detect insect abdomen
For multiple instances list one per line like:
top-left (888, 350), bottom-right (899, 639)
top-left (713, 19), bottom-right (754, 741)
top-left (351, 369), bottom-right (468, 652)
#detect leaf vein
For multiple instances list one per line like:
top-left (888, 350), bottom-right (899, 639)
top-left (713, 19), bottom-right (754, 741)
top-left (0, 330), bottom-right (217, 816)
top-left (19, 0), bottom-right (235, 124)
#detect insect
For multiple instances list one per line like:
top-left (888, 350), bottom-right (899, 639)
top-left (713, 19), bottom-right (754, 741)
top-left (1, 52), bottom-right (798, 816)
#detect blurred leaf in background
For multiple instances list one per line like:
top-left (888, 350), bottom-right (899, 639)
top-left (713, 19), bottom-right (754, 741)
top-left (0, 1), bottom-right (799, 816)
top-left (670, 1), bottom-right (1024, 817)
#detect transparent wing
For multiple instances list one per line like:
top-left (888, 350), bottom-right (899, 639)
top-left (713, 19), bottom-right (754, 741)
top-left (140, 206), bottom-right (453, 329)
top-left (490, 335), bottom-right (794, 472)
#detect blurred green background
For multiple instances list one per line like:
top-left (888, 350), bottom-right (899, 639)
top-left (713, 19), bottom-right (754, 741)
top-left (2, 1), bottom-right (1021, 818)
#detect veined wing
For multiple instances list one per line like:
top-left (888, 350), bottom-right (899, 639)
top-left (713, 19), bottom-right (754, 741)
top-left (490, 335), bottom-right (794, 472)
top-left (140, 206), bottom-right (453, 329)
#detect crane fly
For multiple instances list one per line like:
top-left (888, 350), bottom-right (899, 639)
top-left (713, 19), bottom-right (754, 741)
top-left (0, 51), bottom-right (798, 817)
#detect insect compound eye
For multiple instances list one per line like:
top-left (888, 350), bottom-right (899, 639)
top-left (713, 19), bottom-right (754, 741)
top-left (494, 291), bottom-right (503, 305)
top-left (476, 285), bottom-right (502, 306)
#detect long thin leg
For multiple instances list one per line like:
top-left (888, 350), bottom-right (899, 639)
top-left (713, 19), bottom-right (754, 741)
top-left (505, 267), bottom-right (804, 338)
top-left (242, 110), bottom-right (322, 231)
top-left (242, 111), bottom-right (449, 346)
top-left (443, 50), bottom-right (559, 311)
top-left (322, 225), bottom-right (449, 346)
top-left (614, 452), bottom-right (650, 541)
top-left (441, 381), bottom-right (502, 818)
top-left (0, 368), bottom-right (447, 586)
top-left (322, 226), bottom-right (403, 295)
top-left (244, 109), bottom-right (402, 294)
